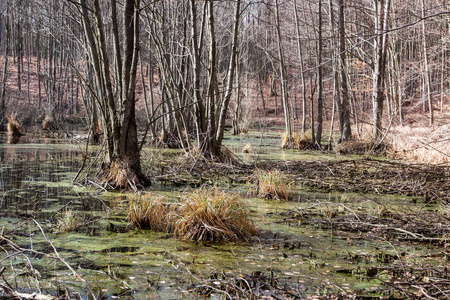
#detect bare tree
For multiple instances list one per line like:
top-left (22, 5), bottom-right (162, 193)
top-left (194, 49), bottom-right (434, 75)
top-left (274, 0), bottom-right (292, 140)
top-left (74, 0), bottom-right (149, 187)
top-left (372, 0), bottom-right (391, 140)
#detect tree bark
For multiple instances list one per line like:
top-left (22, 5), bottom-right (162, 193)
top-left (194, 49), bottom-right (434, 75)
top-left (421, 0), bottom-right (433, 125)
top-left (293, 0), bottom-right (307, 135)
top-left (216, 0), bottom-right (241, 150)
top-left (274, 0), bottom-right (292, 139)
top-left (338, 0), bottom-right (351, 141)
top-left (372, 0), bottom-right (391, 140)
top-left (76, 0), bottom-right (148, 188)
top-left (316, 0), bottom-right (323, 147)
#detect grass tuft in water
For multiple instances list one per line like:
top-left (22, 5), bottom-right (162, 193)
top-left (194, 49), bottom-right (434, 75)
top-left (127, 189), bottom-right (258, 242)
top-left (242, 143), bottom-right (255, 154)
top-left (174, 188), bottom-right (258, 242)
top-left (126, 193), bottom-right (173, 232)
top-left (281, 132), bottom-right (311, 149)
top-left (56, 209), bottom-right (81, 233)
top-left (256, 169), bottom-right (292, 201)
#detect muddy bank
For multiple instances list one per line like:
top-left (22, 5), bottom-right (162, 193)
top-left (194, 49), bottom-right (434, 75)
top-left (158, 156), bottom-right (450, 202)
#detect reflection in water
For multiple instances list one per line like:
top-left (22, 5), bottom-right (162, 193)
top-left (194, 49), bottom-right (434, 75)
top-left (0, 134), bottom-right (94, 213)
top-left (6, 134), bottom-right (21, 144)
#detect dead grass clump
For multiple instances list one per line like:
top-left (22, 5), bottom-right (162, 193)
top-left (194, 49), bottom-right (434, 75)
top-left (126, 194), bottom-right (174, 232)
top-left (220, 147), bottom-right (237, 163)
top-left (281, 132), bottom-right (312, 149)
top-left (55, 209), bottom-right (81, 233)
top-left (389, 125), bottom-right (450, 164)
top-left (108, 160), bottom-right (130, 188)
top-left (256, 169), bottom-right (292, 201)
top-left (126, 189), bottom-right (258, 242)
top-left (242, 143), bottom-right (255, 154)
top-left (6, 114), bottom-right (24, 136)
top-left (174, 188), bottom-right (258, 242)
top-left (181, 145), bottom-right (236, 165)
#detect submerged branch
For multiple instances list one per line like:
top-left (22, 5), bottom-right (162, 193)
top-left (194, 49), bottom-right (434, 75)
top-left (32, 220), bottom-right (98, 300)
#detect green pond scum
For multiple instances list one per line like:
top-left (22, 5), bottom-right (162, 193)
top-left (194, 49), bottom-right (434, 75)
top-left (0, 132), bottom-right (449, 299)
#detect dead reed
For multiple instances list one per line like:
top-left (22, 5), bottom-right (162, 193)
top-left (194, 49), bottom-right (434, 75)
top-left (389, 125), bottom-right (450, 164)
top-left (256, 169), bottom-right (292, 201)
top-left (281, 132), bottom-right (311, 149)
top-left (126, 193), bottom-right (173, 232)
top-left (174, 188), bottom-right (258, 242)
top-left (6, 114), bottom-right (23, 136)
top-left (242, 143), bottom-right (255, 154)
top-left (55, 209), bottom-right (81, 233)
top-left (126, 189), bottom-right (258, 242)
top-left (42, 115), bottom-right (56, 130)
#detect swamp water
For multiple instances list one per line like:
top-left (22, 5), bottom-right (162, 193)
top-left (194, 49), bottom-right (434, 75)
top-left (0, 132), bottom-right (447, 299)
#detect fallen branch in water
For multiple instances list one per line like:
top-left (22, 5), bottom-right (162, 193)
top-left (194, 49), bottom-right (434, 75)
top-left (0, 281), bottom-right (57, 300)
top-left (0, 222), bottom-right (98, 300)
top-left (33, 220), bottom-right (98, 300)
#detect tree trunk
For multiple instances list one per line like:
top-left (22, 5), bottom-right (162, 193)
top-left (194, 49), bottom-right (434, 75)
top-left (316, 0), bottom-right (323, 147)
top-left (189, 0), bottom-right (207, 150)
top-left (372, 0), bottom-right (390, 140)
top-left (274, 0), bottom-right (292, 139)
top-left (76, 0), bottom-right (148, 188)
top-left (338, 0), bottom-right (352, 141)
top-left (216, 0), bottom-right (241, 149)
top-left (205, 0), bottom-right (218, 155)
top-left (293, 0), bottom-right (307, 135)
top-left (421, 0), bottom-right (433, 125)
top-left (0, 13), bottom-right (9, 123)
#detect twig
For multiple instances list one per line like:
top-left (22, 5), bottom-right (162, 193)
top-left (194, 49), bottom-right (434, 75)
top-left (32, 220), bottom-right (98, 300)
top-left (412, 285), bottom-right (439, 300)
top-left (288, 201), bottom-right (361, 221)
top-left (88, 180), bottom-right (108, 192)
top-left (194, 284), bottom-right (233, 299)
top-left (0, 278), bottom-right (55, 300)
top-left (418, 140), bottom-right (450, 158)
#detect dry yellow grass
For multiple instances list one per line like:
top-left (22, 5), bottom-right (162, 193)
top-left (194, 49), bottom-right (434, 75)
top-left (174, 188), bottom-right (258, 242)
top-left (281, 132), bottom-right (312, 149)
top-left (389, 124), bottom-right (450, 164)
top-left (242, 143), bottom-right (255, 154)
top-left (6, 114), bottom-right (23, 136)
top-left (256, 169), bottom-right (292, 201)
top-left (126, 193), bottom-right (174, 232)
top-left (42, 115), bottom-right (56, 130)
top-left (126, 189), bottom-right (258, 242)
top-left (334, 138), bottom-right (389, 155)
top-left (56, 209), bottom-right (81, 233)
